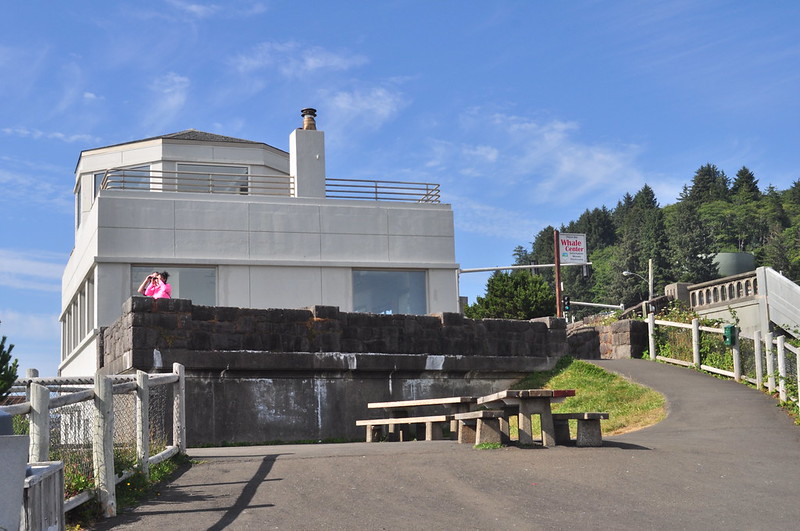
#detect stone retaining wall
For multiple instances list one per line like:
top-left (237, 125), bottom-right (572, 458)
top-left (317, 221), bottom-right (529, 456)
top-left (99, 297), bottom-right (568, 444)
top-left (567, 319), bottom-right (648, 360)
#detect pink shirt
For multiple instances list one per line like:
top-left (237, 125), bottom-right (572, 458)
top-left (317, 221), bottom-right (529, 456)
top-left (144, 282), bottom-right (172, 299)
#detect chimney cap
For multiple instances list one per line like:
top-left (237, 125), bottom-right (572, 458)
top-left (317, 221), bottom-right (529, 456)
top-left (300, 108), bottom-right (317, 130)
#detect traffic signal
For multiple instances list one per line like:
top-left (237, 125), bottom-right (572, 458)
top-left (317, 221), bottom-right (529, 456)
top-left (562, 295), bottom-right (571, 312)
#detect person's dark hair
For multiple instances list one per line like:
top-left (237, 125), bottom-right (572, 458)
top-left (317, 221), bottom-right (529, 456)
top-left (160, 271), bottom-right (170, 282)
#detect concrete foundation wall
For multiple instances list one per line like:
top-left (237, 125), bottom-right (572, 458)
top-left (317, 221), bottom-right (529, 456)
top-left (100, 297), bottom-right (568, 444)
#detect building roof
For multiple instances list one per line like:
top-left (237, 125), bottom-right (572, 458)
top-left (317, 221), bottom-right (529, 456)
top-left (77, 129), bottom-right (287, 171)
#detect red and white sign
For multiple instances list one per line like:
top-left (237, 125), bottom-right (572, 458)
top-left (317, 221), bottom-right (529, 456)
top-left (559, 233), bottom-right (587, 264)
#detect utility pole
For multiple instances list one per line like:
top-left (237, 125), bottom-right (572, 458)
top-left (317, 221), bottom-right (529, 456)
top-left (554, 229), bottom-right (562, 317)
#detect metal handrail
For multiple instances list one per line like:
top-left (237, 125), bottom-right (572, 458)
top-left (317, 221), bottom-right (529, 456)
top-left (98, 168), bottom-right (442, 203)
top-left (100, 168), bottom-right (295, 197)
top-left (326, 178), bottom-right (440, 203)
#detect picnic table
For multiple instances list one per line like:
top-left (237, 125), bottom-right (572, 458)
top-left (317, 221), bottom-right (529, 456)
top-left (358, 396), bottom-right (476, 441)
top-left (476, 389), bottom-right (576, 447)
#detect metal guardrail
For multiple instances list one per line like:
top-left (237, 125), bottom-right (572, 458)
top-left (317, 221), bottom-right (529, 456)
top-left (326, 178), bottom-right (440, 203)
top-left (98, 169), bottom-right (442, 203)
top-left (100, 169), bottom-right (294, 196)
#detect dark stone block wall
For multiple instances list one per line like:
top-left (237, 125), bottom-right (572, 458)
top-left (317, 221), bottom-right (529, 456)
top-left (100, 297), bottom-right (570, 444)
top-left (567, 319), bottom-right (648, 360)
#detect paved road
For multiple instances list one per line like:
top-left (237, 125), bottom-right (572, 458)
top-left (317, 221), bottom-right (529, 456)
top-left (94, 359), bottom-right (800, 530)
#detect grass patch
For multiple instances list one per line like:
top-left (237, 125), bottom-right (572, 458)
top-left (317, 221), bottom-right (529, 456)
top-left (512, 356), bottom-right (666, 436)
top-left (473, 442), bottom-right (503, 450)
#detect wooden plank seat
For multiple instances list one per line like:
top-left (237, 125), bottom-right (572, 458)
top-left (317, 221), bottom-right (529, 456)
top-left (356, 414), bottom-right (454, 442)
top-left (551, 412), bottom-right (609, 447)
top-left (367, 396), bottom-right (476, 441)
top-left (453, 410), bottom-right (506, 445)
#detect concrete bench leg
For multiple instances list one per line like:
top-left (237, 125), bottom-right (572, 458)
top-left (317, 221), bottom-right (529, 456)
top-left (458, 421), bottom-right (477, 444)
top-left (553, 418), bottom-right (571, 445)
top-left (426, 422), bottom-right (444, 441)
top-left (365, 424), bottom-right (376, 442)
top-left (576, 419), bottom-right (602, 447)
top-left (475, 418), bottom-right (502, 445)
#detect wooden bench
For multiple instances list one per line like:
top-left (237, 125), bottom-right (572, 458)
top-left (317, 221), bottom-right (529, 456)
top-left (551, 412), bottom-right (609, 447)
top-left (453, 410), bottom-right (506, 445)
top-left (356, 414), bottom-right (454, 442)
top-left (362, 396), bottom-right (476, 441)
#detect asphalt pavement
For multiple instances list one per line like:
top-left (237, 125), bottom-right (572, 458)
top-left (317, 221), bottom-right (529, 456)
top-left (92, 358), bottom-right (800, 530)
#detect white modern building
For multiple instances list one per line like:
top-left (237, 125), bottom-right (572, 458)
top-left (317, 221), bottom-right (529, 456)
top-left (60, 109), bottom-right (459, 376)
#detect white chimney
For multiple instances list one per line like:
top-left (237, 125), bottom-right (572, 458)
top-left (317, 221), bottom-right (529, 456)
top-left (290, 108), bottom-right (326, 198)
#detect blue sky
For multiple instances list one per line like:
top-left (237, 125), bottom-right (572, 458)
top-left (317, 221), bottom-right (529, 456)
top-left (2, 1), bottom-right (799, 377)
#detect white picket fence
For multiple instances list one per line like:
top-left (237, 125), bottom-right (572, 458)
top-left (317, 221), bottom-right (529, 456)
top-left (1, 363), bottom-right (186, 518)
top-left (646, 314), bottom-right (800, 404)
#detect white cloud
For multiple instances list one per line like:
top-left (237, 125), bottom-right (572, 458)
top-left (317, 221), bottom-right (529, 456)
top-left (0, 249), bottom-right (64, 293)
top-left (324, 86), bottom-right (408, 136)
top-left (166, 0), bottom-right (222, 18)
top-left (142, 72), bottom-right (191, 132)
top-left (232, 41), bottom-right (368, 77)
top-left (1, 127), bottom-right (97, 143)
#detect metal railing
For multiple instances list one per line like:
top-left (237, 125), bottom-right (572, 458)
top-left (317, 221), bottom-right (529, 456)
top-left (326, 178), bottom-right (441, 203)
top-left (100, 168), bottom-right (294, 197)
top-left (98, 168), bottom-right (442, 203)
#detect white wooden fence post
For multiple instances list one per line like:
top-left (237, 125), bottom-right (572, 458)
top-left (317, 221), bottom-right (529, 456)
top-left (753, 330), bottom-right (763, 390)
top-left (93, 373), bottom-right (117, 518)
top-left (691, 318), bottom-right (701, 367)
top-left (777, 336), bottom-right (786, 402)
top-left (732, 327), bottom-right (741, 382)
top-left (648, 313), bottom-right (656, 360)
top-left (173, 363), bottom-right (186, 453)
top-left (136, 370), bottom-right (150, 479)
top-left (29, 382), bottom-right (50, 462)
top-left (765, 332), bottom-right (775, 393)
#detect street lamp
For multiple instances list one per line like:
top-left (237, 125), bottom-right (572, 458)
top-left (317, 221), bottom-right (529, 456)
top-left (622, 258), bottom-right (654, 301)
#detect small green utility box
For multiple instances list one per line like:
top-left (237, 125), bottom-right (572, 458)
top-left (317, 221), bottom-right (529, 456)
top-left (723, 325), bottom-right (737, 346)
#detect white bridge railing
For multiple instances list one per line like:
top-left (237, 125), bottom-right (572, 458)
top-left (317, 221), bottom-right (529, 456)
top-left (1, 363), bottom-right (186, 518)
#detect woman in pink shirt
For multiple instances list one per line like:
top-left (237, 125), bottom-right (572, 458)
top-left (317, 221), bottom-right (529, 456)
top-left (138, 271), bottom-right (172, 299)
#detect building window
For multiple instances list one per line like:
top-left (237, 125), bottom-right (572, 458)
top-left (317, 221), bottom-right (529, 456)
top-left (61, 270), bottom-right (96, 360)
top-left (131, 266), bottom-right (217, 306)
top-left (94, 171), bottom-right (105, 198)
top-left (353, 270), bottom-right (427, 315)
top-left (176, 163), bottom-right (248, 194)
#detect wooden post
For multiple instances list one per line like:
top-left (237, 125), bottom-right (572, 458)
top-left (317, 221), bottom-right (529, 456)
top-left (136, 370), bottom-right (150, 479)
top-left (29, 382), bottom-right (50, 462)
top-left (648, 313), bottom-right (656, 360)
top-left (753, 330), bottom-right (763, 390)
top-left (732, 327), bottom-right (741, 382)
top-left (765, 332), bottom-right (775, 393)
top-left (777, 336), bottom-right (786, 402)
top-left (691, 318), bottom-right (700, 367)
top-left (93, 374), bottom-right (117, 518)
top-left (173, 363), bottom-right (186, 453)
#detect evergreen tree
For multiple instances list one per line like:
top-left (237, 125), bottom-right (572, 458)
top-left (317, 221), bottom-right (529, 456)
top-left (465, 270), bottom-right (556, 320)
top-left (666, 198), bottom-right (718, 282)
top-left (1, 334), bottom-right (18, 400)
top-left (730, 166), bottom-right (760, 202)
top-left (687, 164), bottom-right (729, 204)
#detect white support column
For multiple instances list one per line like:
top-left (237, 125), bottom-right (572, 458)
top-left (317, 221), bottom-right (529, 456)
top-left (173, 363), bottom-right (186, 453)
top-left (29, 382), bottom-right (50, 462)
top-left (732, 328), bottom-right (741, 383)
top-left (765, 332), bottom-right (775, 393)
top-left (93, 373), bottom-right (117, 518)
top-left (753, 330), bottom-right (763, 390)
top-left (777, 336), bottom-right (786, 402)
top-left (648, 313), bottom-right (656, 360)
top-left (136, 370), bottom-right (150, 479)
top-left (691, 318), bottom-right (701, 367)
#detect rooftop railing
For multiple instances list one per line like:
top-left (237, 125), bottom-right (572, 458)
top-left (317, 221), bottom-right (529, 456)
top-left (326, 178), bottom-right (440, 203)
top-left (98, 168), bottom-right (441, 203)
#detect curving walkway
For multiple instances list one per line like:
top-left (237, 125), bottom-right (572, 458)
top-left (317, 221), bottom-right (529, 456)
top-left (95, 359), bottom-right (800, 530)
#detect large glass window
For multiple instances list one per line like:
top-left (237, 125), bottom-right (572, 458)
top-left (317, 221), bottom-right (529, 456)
top-left (131, 266), bottom-right (217, 306)
top-left (176, 164), bottom-right (248, 194)
top-left (352, 270), bottom-right (427, 315)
